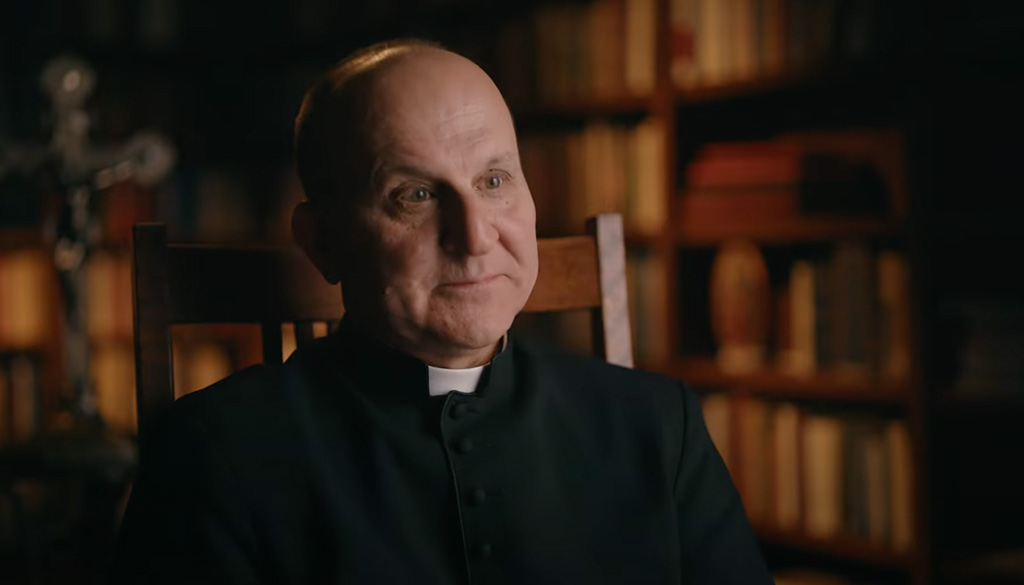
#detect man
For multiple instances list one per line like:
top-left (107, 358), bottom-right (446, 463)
top-left (109, 40), bottom-right (772, 584)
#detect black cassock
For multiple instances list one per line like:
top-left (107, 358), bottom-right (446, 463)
top-left (109, 318), bottom-right (772, 584)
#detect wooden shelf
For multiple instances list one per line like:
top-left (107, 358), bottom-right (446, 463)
top-left (0, 228), bottom-right (46, 250)
top-left (0, 345), bottom-right (46, 356)
top-left (753, 523), bottom-right (913, 570)
top-left (663, 358), bottom-right (911, 406)
top-left (88, 334), bottom-right (134, 346)
top-left (674, 217), bottom-right (905, 246)
top-left (624, 230), bottom-right (663, 247)
top-left (674, 58), bottom-right (909, 107)
top-left (0, 229), bottom-right (137, 254)
top-left (676, 70), bottom-right (817, 105)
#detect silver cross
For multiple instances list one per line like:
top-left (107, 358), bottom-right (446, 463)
top-left (0, 55), bottom-right (175, 428)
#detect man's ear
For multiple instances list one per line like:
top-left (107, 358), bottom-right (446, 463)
top-left (292, 201), bottom-right (342, 284)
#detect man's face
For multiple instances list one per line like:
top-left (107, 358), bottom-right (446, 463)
top-left (326, 51), bottom-right (538, 367)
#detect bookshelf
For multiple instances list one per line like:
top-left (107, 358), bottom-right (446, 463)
top-left (497, 2), bottom-right (1020, 585)
top-left (753, 522), bottom-right (914, 570)
top-left (662, 357), bottom-right (912, 406)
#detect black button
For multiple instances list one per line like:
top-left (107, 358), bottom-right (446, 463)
top-left (456, 438), bottom-right (474, 454)
top-left (450, 403), bottom-right (469, 420)
top-left (469, 488), bottom-right (487, 506)
top-left (476, 543), bottom-right (492, 558)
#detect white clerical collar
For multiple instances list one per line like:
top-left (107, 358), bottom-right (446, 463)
top-left (423, 334), bottom-right (508, 396)
top-left (427, 364), bottom-right (485, 397)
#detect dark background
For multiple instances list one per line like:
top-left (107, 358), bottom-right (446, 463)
top-left (1, 0), bottom-right (1023, 583)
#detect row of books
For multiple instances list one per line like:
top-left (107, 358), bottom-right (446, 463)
top-left (627, 249), bottom-right (669, 364)
top-left (779, 244), bottom-right (910, 380)
top-left (700, 393), bottom-right (914, 550)
top-left (497, 0), bottom-right (658, 105)
top-left (677, 130), bottom-right (907, 229)
top-left (0, 249), bottom-right (135, 349)
top-left (707, 240), bottom-right (911, 380)
top-left (670, 0), bottom-right (895, 90)
top-left (519, 118), bottom-right (667, 237)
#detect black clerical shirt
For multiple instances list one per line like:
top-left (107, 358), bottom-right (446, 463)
top-left (109, 319), bottom-right (772, 584)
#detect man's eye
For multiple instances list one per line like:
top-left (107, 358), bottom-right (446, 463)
top-left (399, 187), bottom-right (433, 203)
top-left (484, 174), bottom-right (503, 189)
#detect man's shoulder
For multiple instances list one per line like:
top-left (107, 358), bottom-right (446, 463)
top-left (170, 342), bottom-right (322, 439)
top-left (174, 362), bottom-right (278, 416)
top-left (512, 336), bottom-right (696, 451)
top-left (513, 335), bottom-right (684, 398)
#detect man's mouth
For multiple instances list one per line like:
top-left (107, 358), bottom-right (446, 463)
top-left (442, 274), bottom-right (501, 288)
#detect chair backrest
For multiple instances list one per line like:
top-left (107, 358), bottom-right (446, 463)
top-left (131, 213), bottom-right (632, 439)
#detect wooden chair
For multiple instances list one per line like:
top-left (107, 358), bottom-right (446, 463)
top-left (131, 213), bottom-right (632, 441)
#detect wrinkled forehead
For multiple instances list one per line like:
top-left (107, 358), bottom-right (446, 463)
top-left (321, 50), bottom-right (518, 203)
top-left (355, 51), bottom-right (516, 146)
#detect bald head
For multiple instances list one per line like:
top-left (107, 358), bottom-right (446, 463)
top-left (293, 40), bottom-right (513, 209)
top-left (291, 40), bottom-right (536, 368)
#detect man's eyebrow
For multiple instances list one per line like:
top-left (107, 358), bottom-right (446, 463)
top-left (484, 152), bottom-right (518, 168)
top-left (372, 152), bottom-right (519, 188)
top-left (371, 162), bottom-right (434, 189)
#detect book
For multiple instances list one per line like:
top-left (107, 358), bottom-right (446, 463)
top-left (887, 418), bottom-right (914, 550)
top-left (685, 141), bottom-right (803, 188)
top-left (92, 343), bottom-right (136, 433)
top-left (700, 393), bottom-right (735, 476)
top-left (770, 401), bottom-right (802, 529)
top-left (677, 187), bottom-right (800, 231)
top-left (84, 251), bottom-right (133, 342)
top-left (629, 118), bottom-right (667, 234)
top-left (829, 241), bottom-right (876, 377)
top-left (624, 0), bottom-right (657, 95)
top-left (709, 240), bottom-right (771, 374)
top-left (863, 421), bottom-right (891, 544)
top-left (780, 129), bottom-right (907, 218)
top-left (6, 353), bottom-right (40, 443)
top-left (669, 0), bottom-right (698, 88)
top-left (736, 396), bottom-right (771, 523)
top-left (781, 259), bottom-right (817, 376)
top-left (0, 250), bottom-right (51, 350)
top-left (876, 250), bottom-right (911, 379)
top-left (627, 249), bottom-right (669, 364)
top-left (802, 412), bottom-right (844, 538)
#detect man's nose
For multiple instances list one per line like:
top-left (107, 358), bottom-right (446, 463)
top-left (441, 190), bottom-right (499, 257)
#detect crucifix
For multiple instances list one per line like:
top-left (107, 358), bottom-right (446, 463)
top-left (0, 55), bottom-right (175, 433)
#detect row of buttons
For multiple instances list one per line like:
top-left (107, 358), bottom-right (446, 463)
top-left (446, 397), bottom-right (493, 566)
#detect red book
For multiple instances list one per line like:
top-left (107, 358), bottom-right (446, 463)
top-left (678, 187), bottom-right (799, 230)
top-left (686, 155), bottom-right (802, 188)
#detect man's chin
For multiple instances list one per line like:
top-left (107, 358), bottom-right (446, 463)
top-left (440, 328), bottom-right (506, 353)
top-left (427, 322), bottom-right (509, 362)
